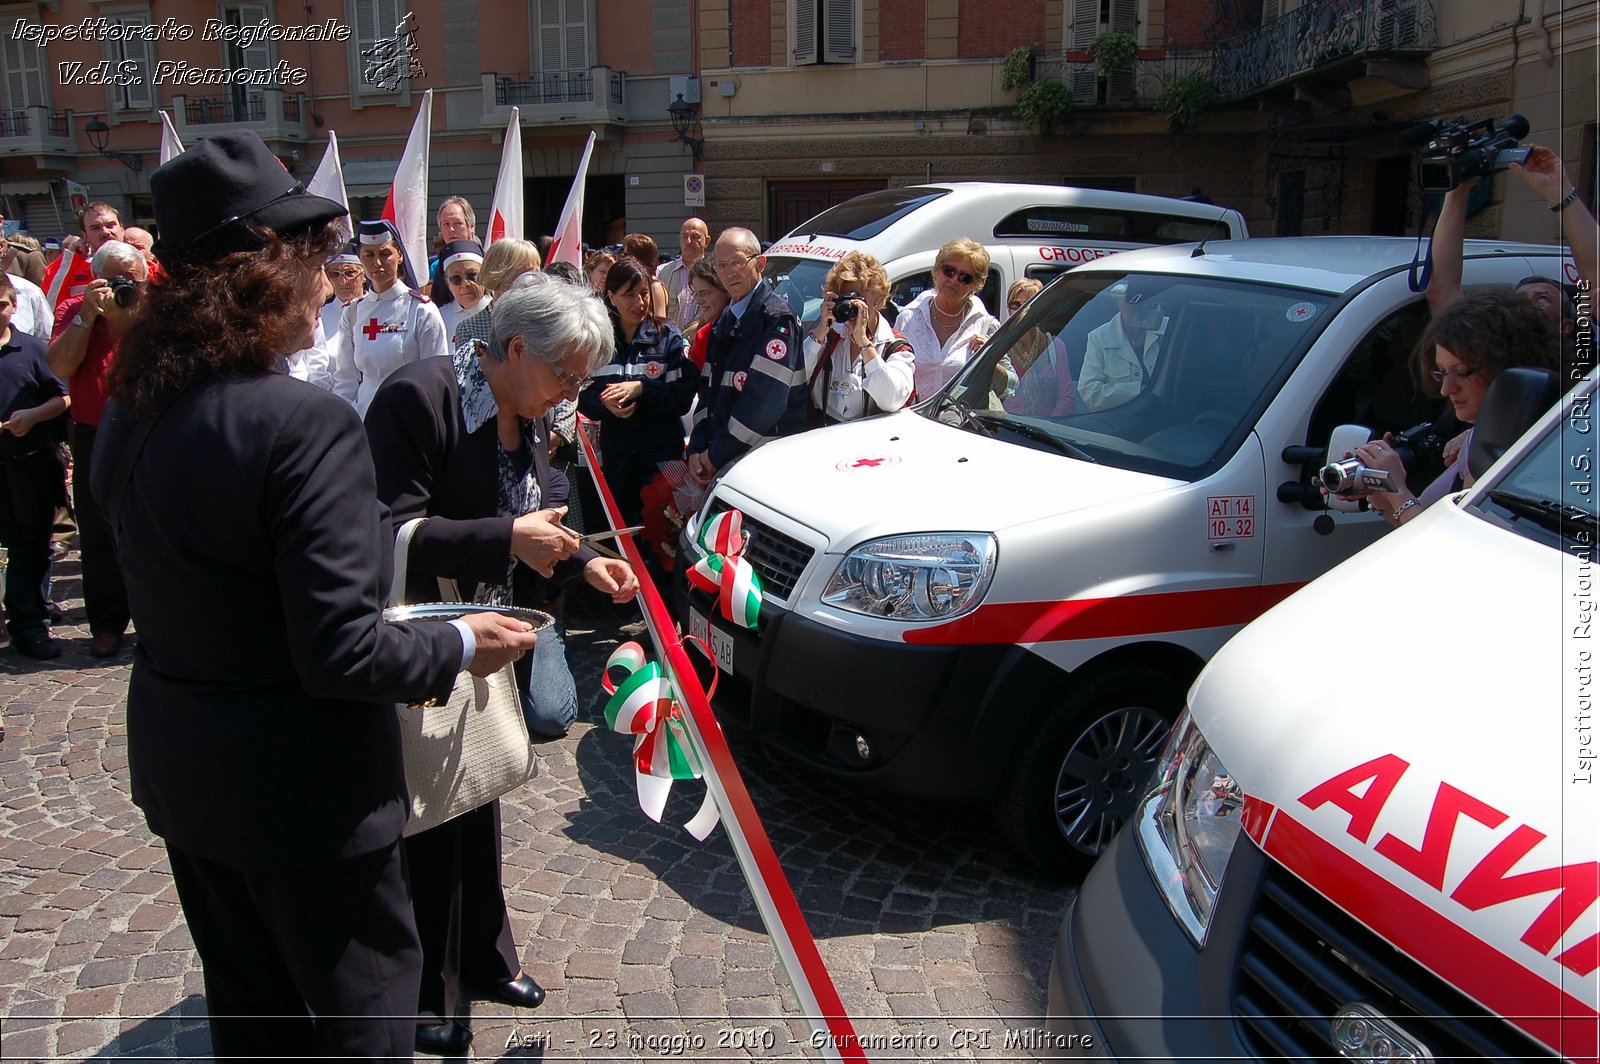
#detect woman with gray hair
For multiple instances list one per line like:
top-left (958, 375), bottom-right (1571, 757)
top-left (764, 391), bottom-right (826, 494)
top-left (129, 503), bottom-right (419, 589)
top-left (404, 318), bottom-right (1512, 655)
top-left (364, 276), bottom-right (639, 1056)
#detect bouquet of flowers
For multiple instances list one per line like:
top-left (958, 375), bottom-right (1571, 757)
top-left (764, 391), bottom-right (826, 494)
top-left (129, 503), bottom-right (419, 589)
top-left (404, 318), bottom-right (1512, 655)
top-left (638, 460), bottom-right (707, 573)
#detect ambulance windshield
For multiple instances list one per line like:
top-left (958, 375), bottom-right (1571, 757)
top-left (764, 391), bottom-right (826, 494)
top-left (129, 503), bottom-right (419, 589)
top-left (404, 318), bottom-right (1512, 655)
top-left (931, 271), bottom-right (1336, 481)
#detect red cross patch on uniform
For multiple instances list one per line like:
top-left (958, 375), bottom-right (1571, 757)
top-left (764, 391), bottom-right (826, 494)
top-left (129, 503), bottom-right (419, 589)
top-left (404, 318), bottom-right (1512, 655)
top-left (733, 371), bottom-right (748, 391)
top-left (643, 361), bottom-right (664, 379)
top-left (764, 338), bottom-right (788, 361)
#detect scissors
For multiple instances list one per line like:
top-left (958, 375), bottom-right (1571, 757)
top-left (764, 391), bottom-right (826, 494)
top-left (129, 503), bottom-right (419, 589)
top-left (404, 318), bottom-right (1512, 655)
top-left (578, 525), bottom-right (644, 546)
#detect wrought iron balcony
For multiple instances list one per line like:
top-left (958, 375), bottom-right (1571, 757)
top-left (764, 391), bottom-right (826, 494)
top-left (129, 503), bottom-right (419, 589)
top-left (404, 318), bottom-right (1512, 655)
top-left (1211, 0), bottom-right (1437, 100)
top-left (1053, 52), bottom-right (1217, 108)
top-left (0, 106), bottom-right (75, 156)
top-left (171, 89), bottom-right (309, 144)
top-left (480, 67), bottom-right (626, 130)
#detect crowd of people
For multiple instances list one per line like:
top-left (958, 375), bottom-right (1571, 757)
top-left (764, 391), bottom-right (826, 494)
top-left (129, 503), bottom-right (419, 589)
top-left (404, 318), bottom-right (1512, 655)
top-left (0, 127), bottom-right (1593, 1060)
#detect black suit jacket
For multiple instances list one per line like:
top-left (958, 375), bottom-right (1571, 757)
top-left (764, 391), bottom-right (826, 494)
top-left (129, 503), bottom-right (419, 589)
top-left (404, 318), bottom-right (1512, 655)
top-left (92, 373), bottom-right (462, 870)
top-left (363, 355), bottom-right (594, 607)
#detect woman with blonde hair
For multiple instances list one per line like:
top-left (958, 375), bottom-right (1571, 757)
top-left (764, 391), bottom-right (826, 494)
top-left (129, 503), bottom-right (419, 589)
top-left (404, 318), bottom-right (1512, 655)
top-left (804, 251), bottom-right (915, 424)
top-left (895, 236), bottom-right (1004, 399)
top-left (584, 249), bottom-right (616, 294)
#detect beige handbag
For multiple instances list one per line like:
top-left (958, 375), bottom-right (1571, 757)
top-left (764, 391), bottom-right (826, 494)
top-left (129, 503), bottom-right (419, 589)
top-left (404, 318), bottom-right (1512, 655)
top-left (386, 518), bottom-right (547, 837)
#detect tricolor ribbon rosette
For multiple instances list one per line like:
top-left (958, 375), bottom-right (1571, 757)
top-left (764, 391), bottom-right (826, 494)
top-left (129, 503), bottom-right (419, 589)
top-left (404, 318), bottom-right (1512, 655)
top-left (602, 642), bottom-right (720, 840)
top-left (686, 509), bottom-right (762, 629)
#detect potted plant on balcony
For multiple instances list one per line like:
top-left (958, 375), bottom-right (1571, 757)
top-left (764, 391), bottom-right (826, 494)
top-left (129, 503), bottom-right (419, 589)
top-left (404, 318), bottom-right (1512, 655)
top-left (1015, 79), bottom-right (1073, 134)
top-left (1089, 31), bottom-right (1138, 78)
top-left (1157, 71), bottom-right (1218, 131)
top-left (1001, 46), bottom-right (1035, 92)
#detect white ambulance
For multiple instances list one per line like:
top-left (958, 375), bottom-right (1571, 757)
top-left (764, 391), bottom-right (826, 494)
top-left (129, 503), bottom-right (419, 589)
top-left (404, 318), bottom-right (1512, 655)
top-left (761, 182), bottom-right (1249, 323)
top-left (679, 236), bottom-right (1574, 875)
top-left (1047, 369), bottom-right (1595, 1061)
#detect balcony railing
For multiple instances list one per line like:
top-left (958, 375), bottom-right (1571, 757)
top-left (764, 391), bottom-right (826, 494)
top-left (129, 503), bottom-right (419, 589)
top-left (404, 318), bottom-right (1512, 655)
top-left (184, 95), bottom-right (267, 125)
top-left (0, 106), bottom-right (75, 154)
top-left (481, 67), bottom-right (626, 129)
top-left (495, 66), bottom-right (624, 107)
top-left (1211, 0), bottom-right (1437, 99)
top-left (1052, 52), bottom-right (1217, 108)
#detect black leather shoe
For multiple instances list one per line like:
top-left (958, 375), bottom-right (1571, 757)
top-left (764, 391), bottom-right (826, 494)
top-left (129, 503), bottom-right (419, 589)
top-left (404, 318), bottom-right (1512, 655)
top-left (485, 972), bottom-right (546, 1009)
top-left (13, 630), bottom-right (61, 660)
top-left (415, 1021), bottom-right (472, 1055)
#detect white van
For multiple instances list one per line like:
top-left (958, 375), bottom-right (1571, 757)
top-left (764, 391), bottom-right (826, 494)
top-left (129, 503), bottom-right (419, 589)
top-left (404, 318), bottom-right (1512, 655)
top-left (1046, 369), bottom-right (1594, 1061)
top-left (761, 182), bottom-right (1249, 323)
top-left (678, 236), bottom-right (1571, 875)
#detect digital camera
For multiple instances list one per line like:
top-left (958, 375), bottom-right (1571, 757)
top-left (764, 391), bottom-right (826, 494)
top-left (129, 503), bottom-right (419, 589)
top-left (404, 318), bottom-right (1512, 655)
top-left (110, 276), bottom-right (141, 308)
top-left (1319, 458), bottom-right (1399, 496)
top-left (832, 294), bottom-right (859, 323)
top-left (1416, 113), bottom-right (1531, 194)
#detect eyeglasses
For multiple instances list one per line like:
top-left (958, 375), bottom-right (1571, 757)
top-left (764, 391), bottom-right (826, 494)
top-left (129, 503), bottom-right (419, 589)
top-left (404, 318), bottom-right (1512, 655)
top-left (326, 266), bottom-right (363, 279)
top-left (447, 270), bottom-right (481, 285)
top-left (1430, 366), bottom-right (1478, 384)
top-left (548, 361), bottom-right (591, 392)
top-left (940, 264), bottom-right (976, 286)
top-left (712, 255), bottom-right (753, 273)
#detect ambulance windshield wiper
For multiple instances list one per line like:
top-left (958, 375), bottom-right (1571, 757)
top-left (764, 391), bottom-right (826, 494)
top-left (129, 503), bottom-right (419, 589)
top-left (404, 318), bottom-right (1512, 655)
top-left (935, 395), bottom-right (995, 438)
top-left (970, 411), bottom-right (1096, 462)
top-left (1484, 489), bottom-right (1597, 536)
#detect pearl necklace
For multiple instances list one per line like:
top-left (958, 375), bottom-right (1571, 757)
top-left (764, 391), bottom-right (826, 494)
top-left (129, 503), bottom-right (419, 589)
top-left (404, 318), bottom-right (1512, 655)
top-left (930, 299), bottom-right (966, 322)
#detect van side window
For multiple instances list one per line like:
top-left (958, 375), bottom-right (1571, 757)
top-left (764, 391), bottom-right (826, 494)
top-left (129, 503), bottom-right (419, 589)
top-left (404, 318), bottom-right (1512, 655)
top-left (994, 207), bottom-right (1238, 244)
top-left (1304, 301), bottom-right (1437, 452)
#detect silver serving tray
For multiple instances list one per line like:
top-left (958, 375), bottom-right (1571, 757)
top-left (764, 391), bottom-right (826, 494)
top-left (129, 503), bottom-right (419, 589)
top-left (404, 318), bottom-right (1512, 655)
top-left (383, 602), bottom-right (554, 632)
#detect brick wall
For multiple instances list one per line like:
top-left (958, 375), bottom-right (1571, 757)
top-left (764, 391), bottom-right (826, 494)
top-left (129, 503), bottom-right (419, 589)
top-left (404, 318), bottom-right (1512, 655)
top-left (732, 0), bottom-right (773, 65)
top-left (880, 0), bottom-right (928, 60)
top-left (958, 0), bottom-right (1048, 57)
top-left (1168, 0), bottom-right (1254, 49)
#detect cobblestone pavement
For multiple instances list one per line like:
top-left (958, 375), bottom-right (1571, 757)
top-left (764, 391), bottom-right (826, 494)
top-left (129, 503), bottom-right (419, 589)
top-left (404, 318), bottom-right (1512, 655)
top-left (0, 554), bottom-right (1078, 1062)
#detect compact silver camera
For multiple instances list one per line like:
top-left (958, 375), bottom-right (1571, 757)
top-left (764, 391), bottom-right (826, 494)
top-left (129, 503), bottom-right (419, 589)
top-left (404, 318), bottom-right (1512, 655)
top-left (1318, 458), bottom-right (1398, 496)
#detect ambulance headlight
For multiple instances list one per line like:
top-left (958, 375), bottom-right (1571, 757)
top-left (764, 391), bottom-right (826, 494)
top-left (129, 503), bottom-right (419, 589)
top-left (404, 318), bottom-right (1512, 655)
top-left (821, 534), bottom-right (995, 621)
top-left (1136, 710), bottom-right (1244, 946)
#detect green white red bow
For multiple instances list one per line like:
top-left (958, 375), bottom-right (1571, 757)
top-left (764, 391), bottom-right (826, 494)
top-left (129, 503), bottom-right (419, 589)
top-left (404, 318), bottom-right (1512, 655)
top-left (687, 510), bottom-right (762, 629)
top-left (602, 642), bottom-right (719, 840)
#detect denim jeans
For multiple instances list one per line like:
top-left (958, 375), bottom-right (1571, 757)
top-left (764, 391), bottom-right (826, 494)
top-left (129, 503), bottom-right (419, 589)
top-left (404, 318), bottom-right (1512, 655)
top-left (521, 617), bottom-right (578, 738)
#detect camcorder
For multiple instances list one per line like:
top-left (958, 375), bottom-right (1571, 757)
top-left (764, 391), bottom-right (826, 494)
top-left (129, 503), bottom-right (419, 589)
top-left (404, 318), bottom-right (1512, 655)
top-left (1319, 421), bottom-right (1445, 497)
top-left (1414, 113), bottom-right (1531, 194)
top-left (110, 276), bottom-right (141, 308)
top-left (832, 294), bottom-right (859, 323)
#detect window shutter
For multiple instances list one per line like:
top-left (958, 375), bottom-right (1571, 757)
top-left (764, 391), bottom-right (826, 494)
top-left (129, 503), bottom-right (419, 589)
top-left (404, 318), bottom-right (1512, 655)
top-left (563, 0), bottom-right (588, 69)
top-left (112, 15), bottom-right (154, 111)
top-left (4, 29), bottom-right (45, 108)
top-left (793, 0), bottom-right (819, 66)
top-left (822, 0), bottom-right (854, 62)
top-left (1068, 0), bottom-right (1098, 103)
top-left (224, 5), bottom-right (273, 117)
top-left (1261, 0), bottom-right (1281, 22)
top-left (1107, 0), bottom-right (1138, 99)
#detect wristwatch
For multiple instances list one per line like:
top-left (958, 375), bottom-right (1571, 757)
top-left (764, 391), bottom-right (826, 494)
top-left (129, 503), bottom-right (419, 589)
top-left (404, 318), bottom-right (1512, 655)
top-left (71, 314), bottom-right (91, 330)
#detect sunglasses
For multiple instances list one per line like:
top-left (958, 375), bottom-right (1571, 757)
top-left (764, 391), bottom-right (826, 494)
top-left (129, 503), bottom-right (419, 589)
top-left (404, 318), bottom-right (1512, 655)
top-left (447, 270), bottom-right (481, 285)
top-left (940, 264), bottom-right (976, 286)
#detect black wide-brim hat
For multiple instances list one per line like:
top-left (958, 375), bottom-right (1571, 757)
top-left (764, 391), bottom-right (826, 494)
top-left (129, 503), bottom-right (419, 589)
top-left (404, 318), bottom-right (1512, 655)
top-left (151, 130), bottom-right (347, 267)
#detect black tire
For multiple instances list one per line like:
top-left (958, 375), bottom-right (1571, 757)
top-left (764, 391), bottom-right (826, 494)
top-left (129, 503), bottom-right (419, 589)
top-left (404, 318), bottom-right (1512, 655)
top-left (999, 666), bottom-right (1183, 879)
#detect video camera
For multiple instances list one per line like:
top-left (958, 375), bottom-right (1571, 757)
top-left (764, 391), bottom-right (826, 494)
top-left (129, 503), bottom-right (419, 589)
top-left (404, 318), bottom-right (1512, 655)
top-left (1318, 421), bottom-right (1445, 497)
top-left (1414, 113), bottom-right (1531, 194)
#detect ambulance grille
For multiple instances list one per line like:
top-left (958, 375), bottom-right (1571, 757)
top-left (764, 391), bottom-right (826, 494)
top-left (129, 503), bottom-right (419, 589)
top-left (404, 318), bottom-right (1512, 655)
top-left (1234, 863), bottom-right (1557, 1062)
top-left (708, 505), bottom-right (813, 603)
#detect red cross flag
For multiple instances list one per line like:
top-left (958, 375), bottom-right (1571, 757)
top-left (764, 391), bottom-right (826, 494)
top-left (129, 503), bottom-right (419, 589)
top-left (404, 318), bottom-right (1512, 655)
top-left (547, 130), bottom-right (596, 268)
top-left (381, 88), bottom-right (432, 278)
top-left (307, 130), bottom-right (351, 243)
top-left (488, 108), bottom-right (523, 244)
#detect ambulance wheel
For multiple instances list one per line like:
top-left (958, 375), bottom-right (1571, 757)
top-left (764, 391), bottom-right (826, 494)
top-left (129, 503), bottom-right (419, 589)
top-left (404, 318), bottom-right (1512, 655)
top-left (1000, 667), bottom-right (1182, 879)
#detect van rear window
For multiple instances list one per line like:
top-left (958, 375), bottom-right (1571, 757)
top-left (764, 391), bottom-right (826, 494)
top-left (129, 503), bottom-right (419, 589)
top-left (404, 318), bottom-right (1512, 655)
top-left (788, 188), bottom-right (950, 241)
top-left (994, 207), bottom-right (1229, 245)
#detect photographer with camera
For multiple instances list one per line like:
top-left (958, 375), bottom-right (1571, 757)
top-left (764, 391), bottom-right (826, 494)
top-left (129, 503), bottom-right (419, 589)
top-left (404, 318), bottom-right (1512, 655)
top-left (804, 251), bottom-right (916, 425)
top-left (1330, 287), bottom-right (1558, 526)
top-left (47, 240), bottom-right (147, 656)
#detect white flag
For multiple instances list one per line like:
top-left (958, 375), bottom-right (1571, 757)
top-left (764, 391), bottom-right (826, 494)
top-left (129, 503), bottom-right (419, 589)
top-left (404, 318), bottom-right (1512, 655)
top-left (307, 131), bottom-right (351, 242)
top-left (158, 111), bottom-right (184, 165)
top-left (381, 88), bottom-right (432, 279)
top-left (487, 108), bottom-right (523, 244)
top-left (547, 130), bottom-right (596, 268)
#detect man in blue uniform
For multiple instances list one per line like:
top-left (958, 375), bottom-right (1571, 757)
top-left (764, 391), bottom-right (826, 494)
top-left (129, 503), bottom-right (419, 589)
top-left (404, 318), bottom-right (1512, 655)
top-left (686, 227), bottom-right (807, 484)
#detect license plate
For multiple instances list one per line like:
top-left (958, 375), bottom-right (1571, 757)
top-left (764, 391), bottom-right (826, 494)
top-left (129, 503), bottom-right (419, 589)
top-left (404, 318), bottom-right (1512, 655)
top-left (709, 624), bottom-right (734, 674)
top-left (686, 608), bottom-right (734, 675)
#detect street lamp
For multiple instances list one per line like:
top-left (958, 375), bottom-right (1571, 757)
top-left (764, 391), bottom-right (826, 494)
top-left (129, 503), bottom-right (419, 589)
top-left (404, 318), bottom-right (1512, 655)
top-left (667, 93), bottom-right (704, 164)
top-left (84, 117), bottom-right (143, 172)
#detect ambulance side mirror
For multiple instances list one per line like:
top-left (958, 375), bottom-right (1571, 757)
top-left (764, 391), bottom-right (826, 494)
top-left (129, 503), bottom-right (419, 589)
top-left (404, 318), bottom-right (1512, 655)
top-left (1467, 368), bottom-right (1560, 481)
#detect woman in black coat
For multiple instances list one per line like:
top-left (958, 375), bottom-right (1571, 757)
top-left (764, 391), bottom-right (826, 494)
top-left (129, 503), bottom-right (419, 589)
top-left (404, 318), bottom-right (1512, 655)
top-left (364, 273), bottom-right (638, 1054)
top-left (90, 131), bottom-right (537, 1062)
